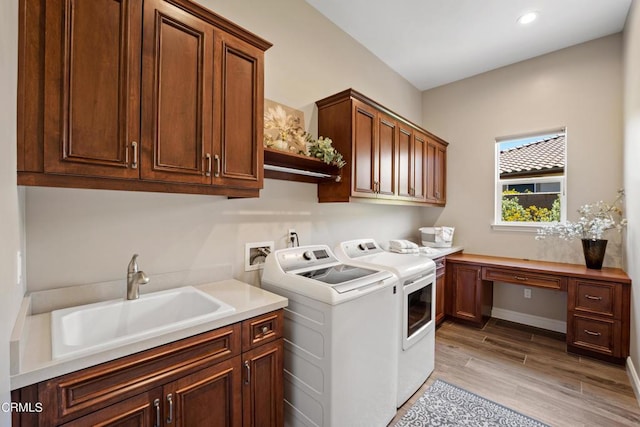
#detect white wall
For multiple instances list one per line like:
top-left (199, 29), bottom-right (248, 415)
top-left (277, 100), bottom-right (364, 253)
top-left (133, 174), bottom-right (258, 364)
top-left (23, 0), bottom-right (431, 293)
top-left (0, 0), bottom-right (26, 423)
top-left (422, 35), bottom-right (624, 323)
top-left (623, 0), bottom-right (640, 396)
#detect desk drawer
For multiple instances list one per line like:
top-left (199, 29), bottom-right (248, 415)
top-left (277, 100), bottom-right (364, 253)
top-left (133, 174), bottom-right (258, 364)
top-left (483, 267), bottom-right (566, 290)
top-left (569, 279), bottom-right (620, 318)
top-left (569, 315), bottom-right (618, 356)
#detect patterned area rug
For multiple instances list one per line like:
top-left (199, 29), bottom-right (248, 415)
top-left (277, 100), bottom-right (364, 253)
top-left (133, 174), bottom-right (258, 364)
top-left (394, 380), bottom-right (550, 427)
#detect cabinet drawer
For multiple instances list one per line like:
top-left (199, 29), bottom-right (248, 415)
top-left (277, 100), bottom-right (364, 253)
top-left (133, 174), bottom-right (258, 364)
top-left (482, 267), bottom-right (565, 290)
top-left (242, 309), bottom-right (284, 351)
top-left (570, 315), bottom-right (618, 356)
top-left (569, 279), bottom-right (620, 318)
top-left (39, 324), bottom-right (240, 424)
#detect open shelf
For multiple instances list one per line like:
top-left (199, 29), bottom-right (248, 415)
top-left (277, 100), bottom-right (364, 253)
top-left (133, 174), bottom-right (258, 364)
top-left (263, 147), bottom-right (342, 183)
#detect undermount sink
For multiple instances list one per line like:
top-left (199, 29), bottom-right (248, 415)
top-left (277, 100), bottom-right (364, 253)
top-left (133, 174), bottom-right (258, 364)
top-left (51, 286), bottom-right (235, 360)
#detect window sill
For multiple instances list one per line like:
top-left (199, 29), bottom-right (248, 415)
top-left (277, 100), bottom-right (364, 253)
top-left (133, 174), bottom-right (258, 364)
top-left (491, 223), bottom-right (543, 233)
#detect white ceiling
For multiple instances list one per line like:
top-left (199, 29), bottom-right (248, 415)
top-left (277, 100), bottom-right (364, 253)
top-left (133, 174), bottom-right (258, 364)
top-left (305, 0), bottom-right (632, 90)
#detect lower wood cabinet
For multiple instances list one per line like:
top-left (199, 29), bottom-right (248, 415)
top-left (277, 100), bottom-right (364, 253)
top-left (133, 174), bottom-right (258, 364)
top-left (567, 278), bottom-right (630, 361)
top-left (446, 261), bottom-right (493, 327)
top-left (12, 310), bottom-right (284, 427)
top-left (434, 256), bottom-right (446, 326)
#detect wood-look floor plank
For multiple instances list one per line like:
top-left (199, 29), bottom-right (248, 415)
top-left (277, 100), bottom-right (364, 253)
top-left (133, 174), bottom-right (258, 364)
top-left (388, 319), bottom-right (640, 427)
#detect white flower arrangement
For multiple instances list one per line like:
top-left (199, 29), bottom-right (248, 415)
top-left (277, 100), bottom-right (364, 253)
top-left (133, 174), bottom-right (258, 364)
top-left (536, 189), bottom-right (627, 241)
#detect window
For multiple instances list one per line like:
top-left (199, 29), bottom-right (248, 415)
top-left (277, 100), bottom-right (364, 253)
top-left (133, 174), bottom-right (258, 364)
top-left (494, 129), bottom-right (566, 227)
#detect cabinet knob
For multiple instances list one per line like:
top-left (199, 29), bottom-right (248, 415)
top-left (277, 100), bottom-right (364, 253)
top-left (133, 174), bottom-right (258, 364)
top-left (214, 154), bottom-right (220, 177)
top-left (166, 393), bottom-right (173, 424)
top-left (131, 141), bottom-right (138, 169)
top-left (205, 153), bottom-right (212, 177)
top-left (244, 360), bottom-right (251, 385)
top-left (261, 325), bottom-right (270, 334)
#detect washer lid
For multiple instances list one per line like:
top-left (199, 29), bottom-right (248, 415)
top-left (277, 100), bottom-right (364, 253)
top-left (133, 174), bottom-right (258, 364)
top-left (295, 264), bottom-right (386, 293)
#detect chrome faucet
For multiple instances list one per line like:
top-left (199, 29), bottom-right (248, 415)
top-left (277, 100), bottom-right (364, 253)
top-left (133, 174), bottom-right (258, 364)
top-left (127, 254), bottom-right (150, 300)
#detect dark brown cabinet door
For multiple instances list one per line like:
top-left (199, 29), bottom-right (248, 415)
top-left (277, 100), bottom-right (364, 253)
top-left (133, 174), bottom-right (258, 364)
top-left (376, 114), bottom-right (397, 198)
top-left (214, 32), bottom-right (264, 189)
top-left (60, 389), bottom-right (161, 427)
top-left (351, 100), bottom-right (378, 198)
top-left (449, 263), bottom-right (492, 326)
top-left (166, 356), bottom-right (242, 427)
top-left (426, 138), bottom-right (447, 204)
top-left (140, 0), bottom-right (214, 184)
top-left (412, 131), bottom-right (427, 201)
top-left (242, 340), bottom-right (284, 427)
top-left (397, 126), bottom-right (412, 199)
top-left (435, 258), bottom-right (446, 325)
top-left (44, 0), bottom-right (142, 178)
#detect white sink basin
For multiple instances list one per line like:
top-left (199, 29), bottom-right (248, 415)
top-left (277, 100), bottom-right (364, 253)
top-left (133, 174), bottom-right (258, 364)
top-left (51, 286), bottom-right (235, 360)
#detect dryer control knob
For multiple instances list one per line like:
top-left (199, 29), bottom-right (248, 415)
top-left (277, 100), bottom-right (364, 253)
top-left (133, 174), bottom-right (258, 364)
top-left (302, 251), bottom-right (313, 260)
top-left (358, 243), bottom-right (367, 251)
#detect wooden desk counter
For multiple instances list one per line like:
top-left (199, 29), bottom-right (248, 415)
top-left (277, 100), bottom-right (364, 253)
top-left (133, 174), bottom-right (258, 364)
top-left (444, 253), bottom-right (631, 364)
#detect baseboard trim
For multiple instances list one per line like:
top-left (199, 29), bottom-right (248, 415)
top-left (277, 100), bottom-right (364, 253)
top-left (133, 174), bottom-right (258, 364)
top-left (491, 307), bottom-right (566, 333)
top-left (627, 357), bottom-right (640, 407)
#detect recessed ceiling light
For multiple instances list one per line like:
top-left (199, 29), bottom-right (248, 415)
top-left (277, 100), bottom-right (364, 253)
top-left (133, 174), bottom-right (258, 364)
top-left (517, 12), bottom-right (538, 25)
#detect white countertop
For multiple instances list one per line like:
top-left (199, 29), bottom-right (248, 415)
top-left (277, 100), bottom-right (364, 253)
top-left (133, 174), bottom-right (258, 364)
top-left (10, 279), bottom-right (287, 390)
top-left (419, 246), bottom-right (464, 259)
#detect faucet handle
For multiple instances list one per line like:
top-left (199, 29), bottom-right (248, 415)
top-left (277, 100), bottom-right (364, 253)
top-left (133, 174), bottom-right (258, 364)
top-left (128, 254), bottom-right (140, 273)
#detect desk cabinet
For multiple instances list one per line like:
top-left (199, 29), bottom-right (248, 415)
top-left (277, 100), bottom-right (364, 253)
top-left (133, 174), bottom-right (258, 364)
top-left (444, 253), bottom-right (631, 364)
top-left (568, 278), bottom-right (629, 359)
top-left (446, 261), bottom-right (493, 327)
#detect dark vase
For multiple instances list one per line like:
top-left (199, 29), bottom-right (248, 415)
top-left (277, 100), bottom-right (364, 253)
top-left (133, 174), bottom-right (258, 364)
top-left (581, 238), bottom-right (608, 269)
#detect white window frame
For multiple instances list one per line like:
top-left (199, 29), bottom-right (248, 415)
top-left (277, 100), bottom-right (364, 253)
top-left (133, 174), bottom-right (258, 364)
top-left (492, 130), bottom-right (567, 232)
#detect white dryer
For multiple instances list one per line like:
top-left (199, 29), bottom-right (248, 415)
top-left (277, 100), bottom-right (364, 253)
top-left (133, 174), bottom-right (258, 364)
top-left (262, 245), bottom-right (399, 427)
top-left (334, 238), bottom-right (436, 407)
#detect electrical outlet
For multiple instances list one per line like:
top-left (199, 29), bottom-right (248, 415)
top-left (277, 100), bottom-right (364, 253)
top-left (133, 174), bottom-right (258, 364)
top-left (287, 228), bottom-right (297, 246)
top-left (524, 288), bottom-right (532, 299)
top-left (245, 241), bottom-right (274, 272)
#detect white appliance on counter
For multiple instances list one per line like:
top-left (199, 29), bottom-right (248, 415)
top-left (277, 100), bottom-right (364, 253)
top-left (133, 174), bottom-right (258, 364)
top-left (334, 238), bottom-right (436, 407)
top-left (261, 245), bottom-right (399, 427)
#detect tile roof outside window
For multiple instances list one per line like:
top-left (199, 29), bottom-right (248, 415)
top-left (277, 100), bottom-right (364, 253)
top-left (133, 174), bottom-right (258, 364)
top-left (499, 135), bottom-right (565, 178)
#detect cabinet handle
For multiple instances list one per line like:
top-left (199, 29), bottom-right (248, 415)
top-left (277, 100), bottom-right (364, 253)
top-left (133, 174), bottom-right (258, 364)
top-left (205, 153), bottom-right (212, 177)
top-left (153, 398), bottom-right (160, 427)
top-left (261, 325), bottom-right (270, 335)
top-left (166, 393), bottom-right (173, 424)
top-left (131, 141), bottom-right (138, 169)
top-left (244, 360), bottom-right (251, 385)
top-left (214, 154), bottom-right (220, 177)
top-left (514, 276), bottom-right (528, 281)
top-left (584, 294), bottom-right (603, 301)
top-left (584, 329), bottom-right (601, 337)
top-left (435, 191), bottom-right (440, 199)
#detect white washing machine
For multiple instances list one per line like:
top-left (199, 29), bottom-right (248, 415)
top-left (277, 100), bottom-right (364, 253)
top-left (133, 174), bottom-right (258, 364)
top-left (334, 238), bottom-right (436, 407)
top-left (261, 245), bottom-right (399, 427)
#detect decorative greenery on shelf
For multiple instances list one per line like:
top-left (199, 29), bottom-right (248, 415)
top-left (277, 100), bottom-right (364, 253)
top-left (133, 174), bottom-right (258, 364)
top-left (263, 103), bottom-right (346, 168)
top-left (536, 189), bottom-right (627, 241)
top-left (307, 136), bottom-right (346, 168)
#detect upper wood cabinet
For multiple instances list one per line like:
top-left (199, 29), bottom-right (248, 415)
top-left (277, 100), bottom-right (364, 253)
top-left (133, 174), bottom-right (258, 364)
top-left (316, 89), bottom-right (448, 206)
top-left (43, 0), bottom-right (142, 180)
top-left (426, 137), bottom-right (447, 204)
top-left (18, 0), bottom-right (270, 197)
